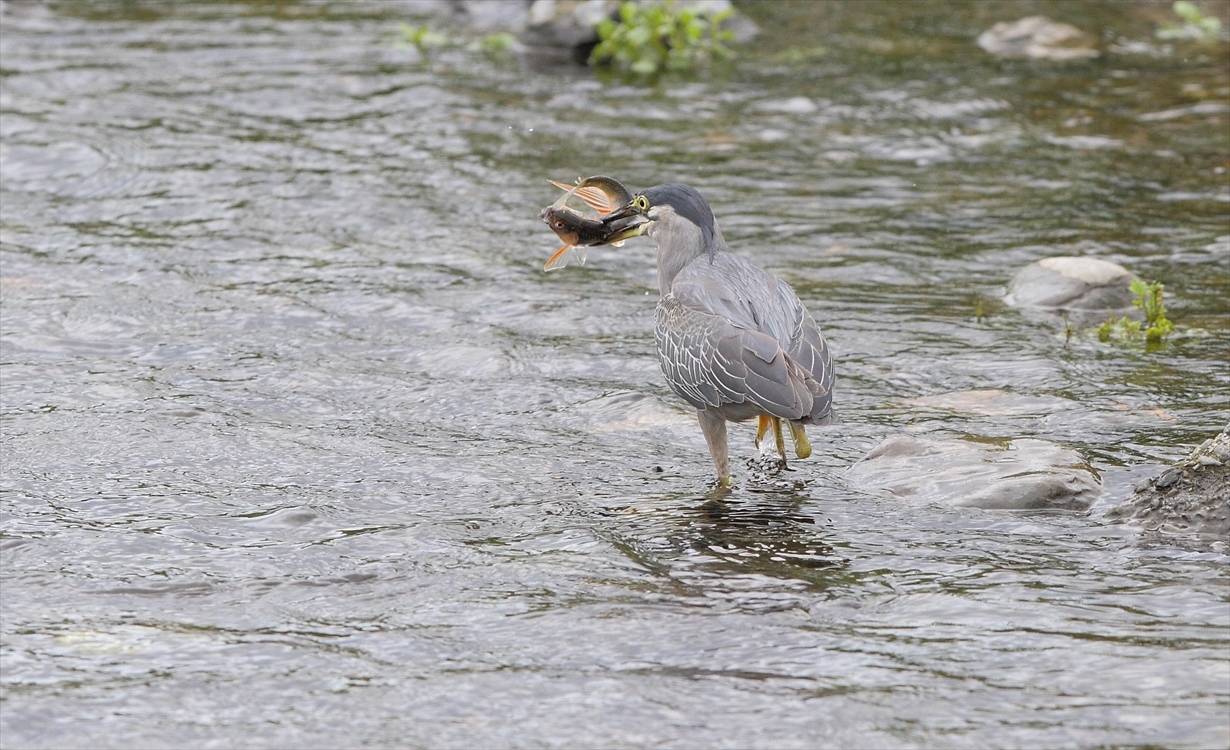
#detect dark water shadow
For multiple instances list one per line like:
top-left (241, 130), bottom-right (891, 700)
top-left (685, 490), bottom-right (845, 576)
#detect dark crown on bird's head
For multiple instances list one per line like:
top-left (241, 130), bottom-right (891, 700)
top-left (639, 183), bottom-right (717, 253)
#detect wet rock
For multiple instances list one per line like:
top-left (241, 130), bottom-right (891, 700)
top-left (752, 96), bottom-right (819, 115)
top-left (847, 435), bottom-right (1100, 511)
top-left (1006, 256), bottom-right (1135, 311)
top-left (977, 16), bottom-right (1099, 61)
top-left (1105, 426), bottom-right (1230, 540)
top-left (449, 0), bottom-right (534, 33)
top-left (524, 0), bottom-right (612, 55)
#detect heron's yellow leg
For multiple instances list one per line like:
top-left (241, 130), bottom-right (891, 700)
top-left (755, 414), bottom-right (772, 448)
top-left (772, 416), bottom-right (787, 460)
top-left (697, 410), bottom-right (731, 485)
top-left (788, 421), bottom-right (812, 459)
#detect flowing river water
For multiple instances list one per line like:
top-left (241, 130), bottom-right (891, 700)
top-left (2, 1), bottom-right (1228, 747)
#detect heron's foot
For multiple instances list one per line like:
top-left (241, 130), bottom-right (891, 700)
top-left (745, 454), bottom-right (804, 492)
top-left (747, 452), bottom-right (789, 477)
top-left (787, 421), bottom-right (812, 460)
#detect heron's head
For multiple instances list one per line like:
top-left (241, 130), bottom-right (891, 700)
top-left (596, 184), bottom-right (719, 252)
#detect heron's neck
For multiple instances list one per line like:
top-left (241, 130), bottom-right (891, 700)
top-left (655, 221), bottom-right (728, 295)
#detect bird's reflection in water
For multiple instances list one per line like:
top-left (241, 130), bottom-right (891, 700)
top-left (659, 469), bottom-right (851, 587)
top-left (681, 486), bottom-right (843, 579)
top-left (601, 470), bottom-right (848, 597)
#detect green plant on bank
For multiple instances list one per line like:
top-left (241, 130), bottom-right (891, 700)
top-left (397, 23), bottom-right (516, 59)
top-left (1157, 1), bottom-right (1223, 41)
top-left (768, 45), bottom-right (829, 65)
top-left (590, 1), bottom-right (735, 75)
top-left (479, 32), bottom-right (518, 55)
top-left (1098, 279), bottom-right (1175, 345)
top-left (398, 22), bottom-right (449, 49)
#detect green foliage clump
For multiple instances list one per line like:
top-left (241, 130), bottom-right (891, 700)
top-left (590, 1), bottom-right (735, 75)
top-left (1157, 1), bottom-right (1223, 41)
top-left (1098, 279), bottom-right (1175, 345)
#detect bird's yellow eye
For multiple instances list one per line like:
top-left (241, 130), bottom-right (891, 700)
top-left (633, 195), bottom-right (650, 211)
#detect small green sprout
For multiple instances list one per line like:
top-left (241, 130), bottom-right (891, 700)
top-left (398, 22), bottom-right (448, 49)
top-left (769, 45), bottom-right (829, 65)
top-left (479, 32), bottom-right (518, 56)
top-left (396, 23), bottom-right (517, 60)
top-left (1097, 278), bottom-right (1174, 346)
top-left (1157, 1), bottom-right (1223, 41)
top-left (590, 0), bottom-right (735, 76)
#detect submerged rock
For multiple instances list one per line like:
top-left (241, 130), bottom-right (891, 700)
top-left (847, 435), bottom-right (1100, 511)
top-left (1105, 426), bottom-right (1230, 540)
top-left (1006, 256), bottom-right (1135, 311)
top-left (908, 389), bottom-right (1075, 416)
top-left (977, 16), bottom-right (1099, 60)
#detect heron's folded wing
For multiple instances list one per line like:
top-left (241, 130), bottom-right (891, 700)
top-left (655, 294), bottom-right (811, 419)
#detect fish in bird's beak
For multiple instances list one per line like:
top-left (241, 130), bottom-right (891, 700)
top-left (539, 175), bottom-right (650, 271)
top-left (591, 196), bottom-right (651, 245)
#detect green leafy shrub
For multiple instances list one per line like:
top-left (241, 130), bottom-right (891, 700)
top-left (590, 1), bottom-right (735, 75)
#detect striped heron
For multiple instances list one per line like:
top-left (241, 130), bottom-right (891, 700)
top-left (546, 181), bottom-right (836, 485)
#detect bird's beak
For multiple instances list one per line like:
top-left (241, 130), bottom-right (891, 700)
top-left (592, 203), bottom-right (650, 246)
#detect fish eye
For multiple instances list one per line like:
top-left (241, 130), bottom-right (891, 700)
top-left (633, 195), bottom-right (650, 211)
top-left (554, 220), bottom-right (565, 229)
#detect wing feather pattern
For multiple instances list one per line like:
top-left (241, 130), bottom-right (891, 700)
top-left (656, 255), bottom-right (835, 425)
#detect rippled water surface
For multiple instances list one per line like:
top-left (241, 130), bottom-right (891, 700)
top-left (2, 1), bottom-right (1228, 747)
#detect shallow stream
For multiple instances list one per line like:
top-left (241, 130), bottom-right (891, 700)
top-left (2, 2), bottom-right (1228, 747)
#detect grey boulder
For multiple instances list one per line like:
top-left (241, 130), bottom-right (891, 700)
top-left (1006, 256), bottom-right (1135, 311)
top-left (977, 16), bottom-right (1099, 60)
top-left (847, 434), bottom-right (1100, 511)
